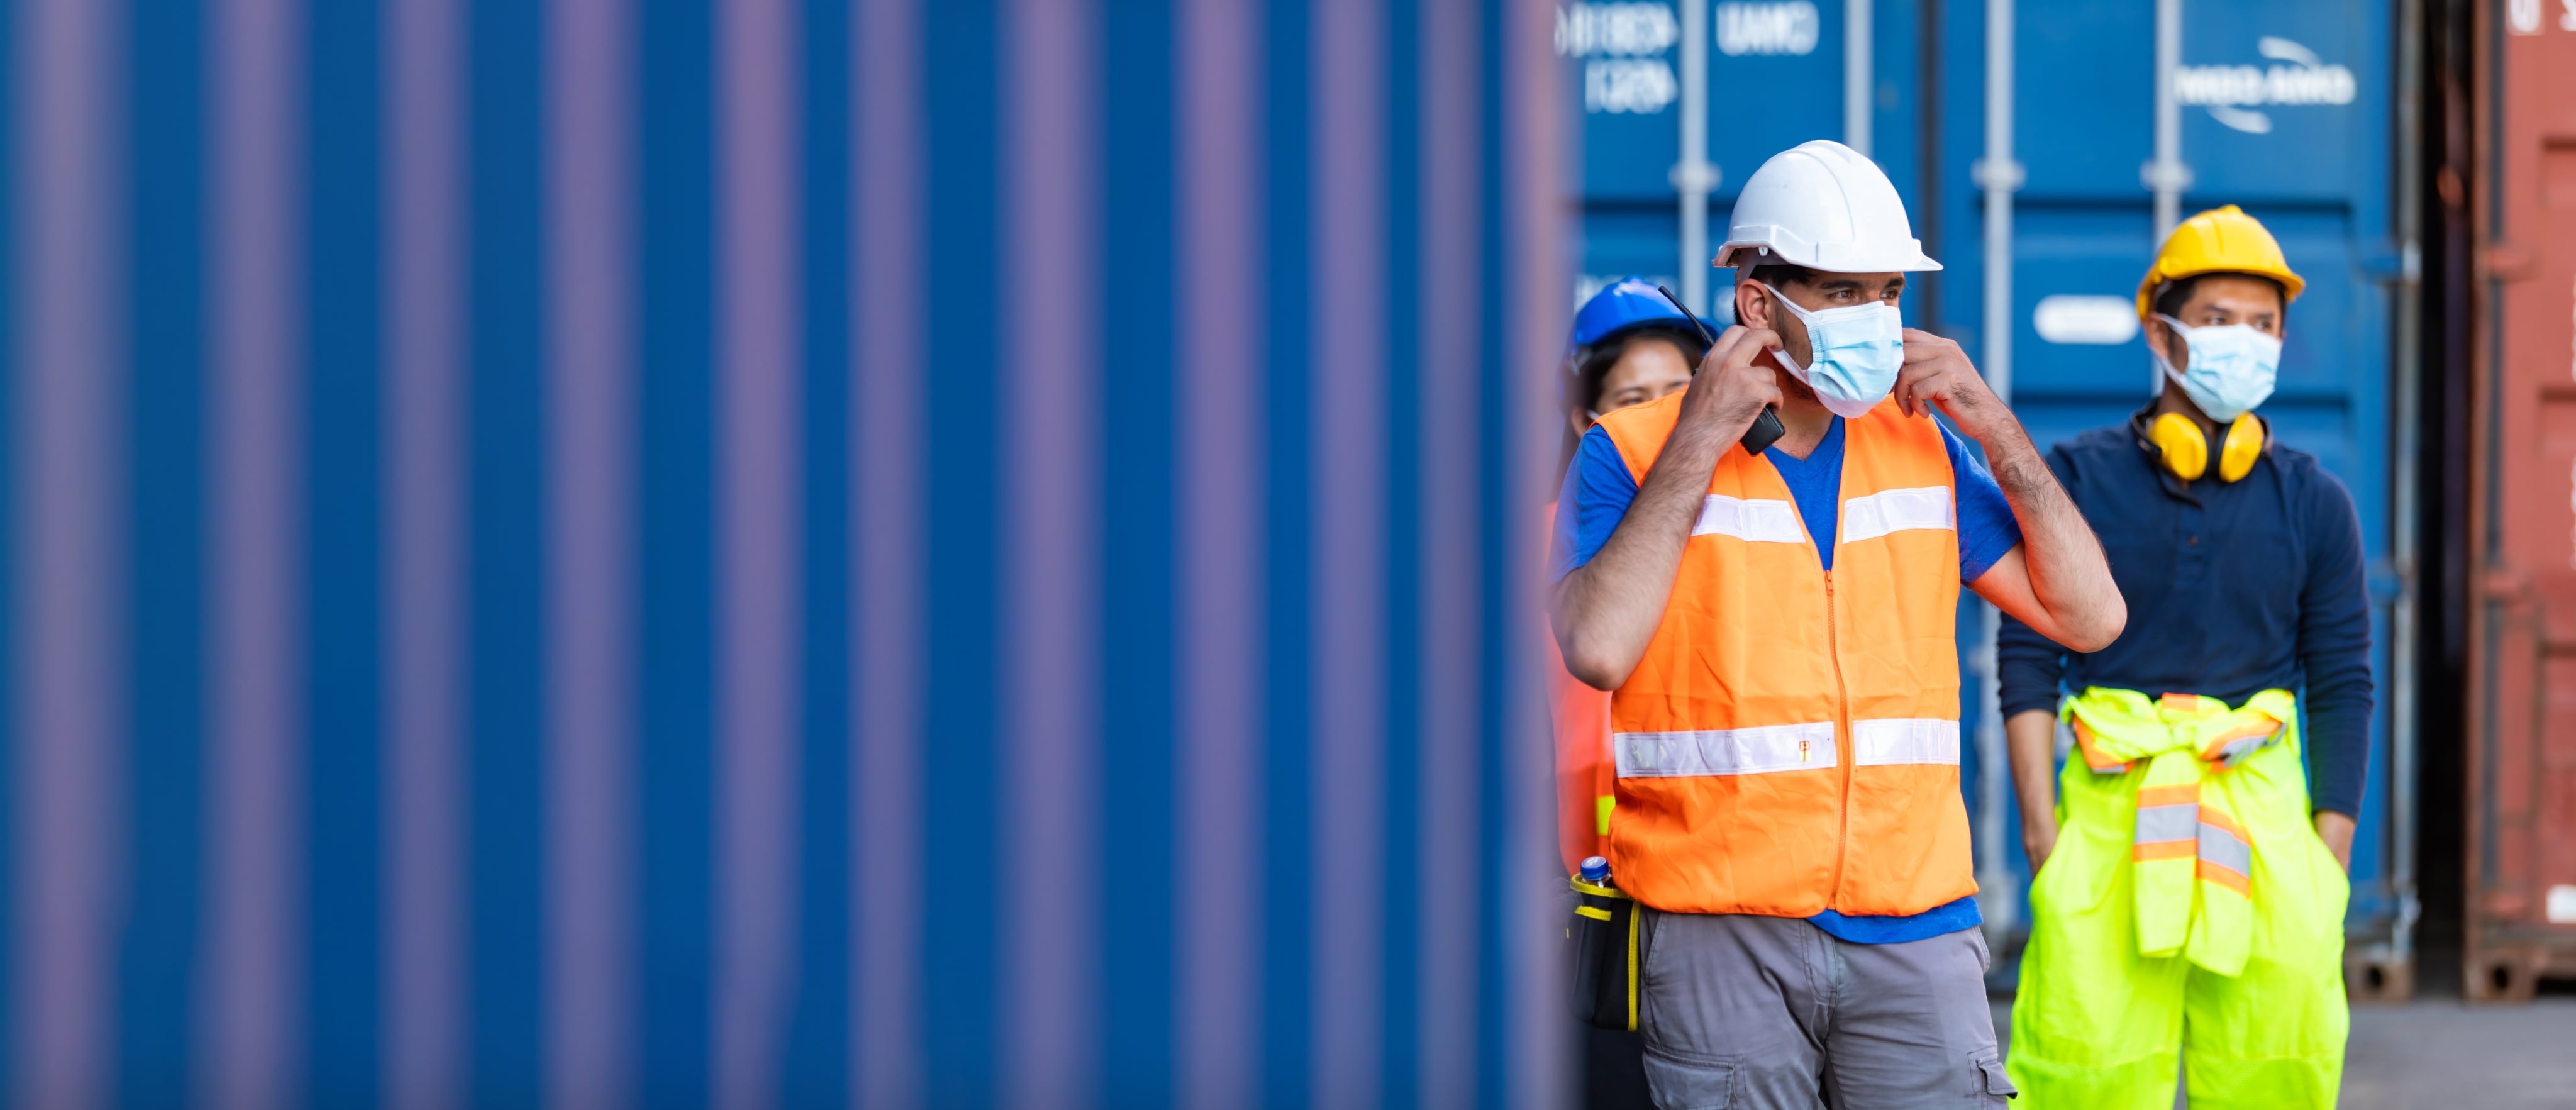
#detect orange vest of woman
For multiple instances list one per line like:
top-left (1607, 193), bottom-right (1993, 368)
top-left (1545, 502), bottom-right (1614, 876)
top-left (1593, 392), bottom-right (1974, 918)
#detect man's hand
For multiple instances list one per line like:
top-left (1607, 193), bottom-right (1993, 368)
top-left (1553, 325), bottom-right (1782, 690)
top-left (1894, 328), bottom-right (2020, 447)
top-left (2024, 813), bottom-right (2059, 875)
top-left (1679, 325), bottom-right (1785, 443)
top-left (2314, 811), bottom-right (2355, 872)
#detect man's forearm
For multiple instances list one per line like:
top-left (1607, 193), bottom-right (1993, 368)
top-left (1985, 430), bottom-right (2122, 647)
top-left (1553, 418), bottom-right (1727, 689)
top-left (2006, 709), bottom-right (2060, 828)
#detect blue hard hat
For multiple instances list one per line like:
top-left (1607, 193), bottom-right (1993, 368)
top-left (1568, 276), bottom-right (1708, 362)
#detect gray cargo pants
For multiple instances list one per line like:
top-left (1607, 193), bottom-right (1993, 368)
top-left (1637, 909), bottom-right (2016, 1109)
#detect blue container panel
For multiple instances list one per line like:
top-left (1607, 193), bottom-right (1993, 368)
top-left (1577, 206), bottom-right (1755, 325)
top-left (2013, 5), bottom-right (2155, 199)
top-left (1560, 0), bottom-right (1694, 201)
top-left (1704, 2), bottom-right (1852, 196)
top-left (1571, 0), bottom-right (1929, 323)
top-left (1563, 1), bottom-right (1892, 201)
top-left (2179, 14), bottom-right (2383, 204)
top-left (1578, 208), bottom-right (1689, 308)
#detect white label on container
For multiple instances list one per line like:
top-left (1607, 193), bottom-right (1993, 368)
top-left (2508, 0), bottom-right (2541, 35)
top-left (2033, 296), bottom-right (2141, 345)
top-left (2547, 884), bottom-right (2576, 924)
top-left (1715, 3), bottom-right (1819, 57)
top-left (1557, 4), bottom-right (1681, 58)
top-left (1585, 58), bottom-right (1679, 114)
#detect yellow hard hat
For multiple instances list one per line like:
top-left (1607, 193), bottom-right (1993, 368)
top-left (2134, 204), bottom-right (2304, 321)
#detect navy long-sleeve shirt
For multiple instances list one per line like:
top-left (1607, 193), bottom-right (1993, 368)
top-left (1997, 416), bottom-right (2374, 817)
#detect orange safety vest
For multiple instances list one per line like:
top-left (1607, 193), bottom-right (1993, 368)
top-left (1546, 502), bottom-right (1615, 877)
top-left (1593, 391), bottom-right (1974, 917)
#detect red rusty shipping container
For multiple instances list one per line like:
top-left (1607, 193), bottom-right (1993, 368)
top-left (2465, 0), bottom-right (2576, 1001)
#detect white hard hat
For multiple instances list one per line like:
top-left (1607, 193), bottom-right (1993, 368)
top-left (1715, 140), bottom-right (1941, 273)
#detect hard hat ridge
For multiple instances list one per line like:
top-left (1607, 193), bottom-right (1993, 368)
top-left (1714, 140), bottom-right (1941, 274)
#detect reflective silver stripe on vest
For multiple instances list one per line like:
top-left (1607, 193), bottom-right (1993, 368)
top-left (1691, 494), bottom-right (1806, 544)
top-left (1615, 722), bottom-right (1838, 777)
top-left (2198, 821), bottom-right (2253, 874)
top-left (2133, 803), bottom-right (2200, 845)
top-left (1840, 485), bottom-right (1955, 543)
top-left (1851, 718), bottom-right (1960, 766)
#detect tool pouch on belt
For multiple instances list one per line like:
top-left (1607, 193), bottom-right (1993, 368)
top-left (1567, 876), bottom-right (1640, 1031)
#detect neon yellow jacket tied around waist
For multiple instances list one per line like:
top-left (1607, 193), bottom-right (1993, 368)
top-left (2062, 687), bottom-right (2297, 977)
top-left (2012, 686), bottom-right (2349, 1107)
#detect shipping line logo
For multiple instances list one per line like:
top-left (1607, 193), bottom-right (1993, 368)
top-left (2175, 36), bottom-right (2356, 135)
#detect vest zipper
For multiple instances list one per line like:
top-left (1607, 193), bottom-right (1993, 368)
top-left (1824, 569), bottom-right (1854, 908)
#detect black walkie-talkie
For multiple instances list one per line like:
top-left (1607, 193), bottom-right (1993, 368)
top-left (1657, 284), bottom-right (1786, 457)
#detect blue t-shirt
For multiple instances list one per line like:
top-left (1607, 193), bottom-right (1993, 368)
top-left (1550, 415), bottom-right (2021, 944)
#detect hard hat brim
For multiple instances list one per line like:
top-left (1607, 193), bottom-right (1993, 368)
top-left (1714, 233), bottom-right (1943, 273)
top-left (2133, 265), bottom-right (2307, 321)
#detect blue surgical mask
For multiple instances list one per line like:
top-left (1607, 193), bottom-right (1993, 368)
top-left (2153, 314), bottom-right (2281, 421)
top-left (1755, 283), bottom-right (1905, 419)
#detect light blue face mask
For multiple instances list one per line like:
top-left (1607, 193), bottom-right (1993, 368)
top-left (2154, 314), bottom-right (2282, 421)
top-left (1754, 282), bottom-right (1906, 419)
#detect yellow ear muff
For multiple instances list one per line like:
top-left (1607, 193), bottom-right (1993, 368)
top-left (2148, 411), bottom-right (2208, 480)
top-left (2148, 411), bottom-right (2267, 482)
top-left (2216, 412), bottom-right (2264, 482)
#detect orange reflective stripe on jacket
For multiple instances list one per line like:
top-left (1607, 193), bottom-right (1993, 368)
top-left (1594, 391), bottom-right (1973, 917)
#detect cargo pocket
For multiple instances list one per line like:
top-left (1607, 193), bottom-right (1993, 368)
top-left (1640, 1046), bottom-right (1734, 1109)
top-left (1974, 1052), bottom-right (2017, 1105)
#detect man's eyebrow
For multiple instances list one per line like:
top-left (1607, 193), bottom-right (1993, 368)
top-left (1814, 277), bottom-right (1867, 291)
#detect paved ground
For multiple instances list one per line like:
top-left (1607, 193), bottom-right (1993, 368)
top-left (1990, 997), bottom-right (2576, 1108)
top-left (2341, 1000), bottom-right (2576, 1109)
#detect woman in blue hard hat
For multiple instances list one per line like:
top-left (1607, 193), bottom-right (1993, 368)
top-left (1547, 277), bottom-right (1706, 1109)
top-left (1555, 278), bottom-right (1706, 480)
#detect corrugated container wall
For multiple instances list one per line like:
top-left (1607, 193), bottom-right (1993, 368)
top-left (2465, 0), bottom-right (2576, 1002)
top-left (1565, 0), bottom-right (2407, 981)
top-left (0, 0), bottom-right (1570, 1104)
